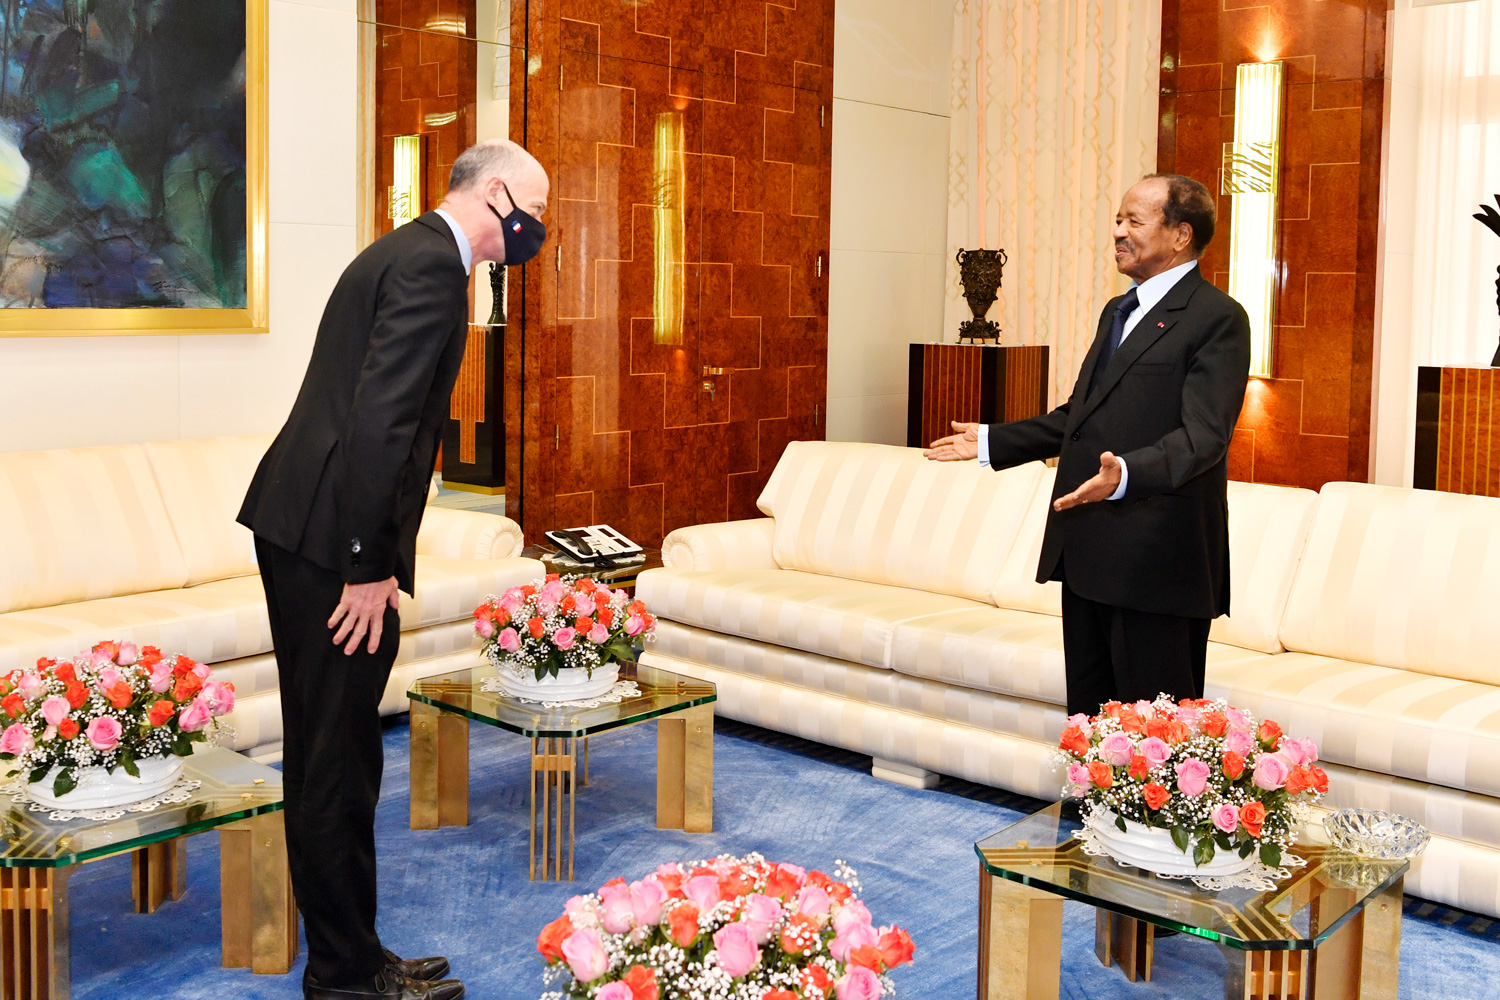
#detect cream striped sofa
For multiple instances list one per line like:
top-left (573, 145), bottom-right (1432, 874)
top-left (638, 440), bottom-right (1500, 917)
top-left (0, 436), bottom-right (542, 761)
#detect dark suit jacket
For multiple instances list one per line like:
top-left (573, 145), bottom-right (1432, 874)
top-left (237, 212), bottom-right (471, 595)
top-left (985, 265), bottom-right (1251, 619)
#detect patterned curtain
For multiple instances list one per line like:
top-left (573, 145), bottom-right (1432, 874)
top-left (947, 0), bottom-right (1161, 406)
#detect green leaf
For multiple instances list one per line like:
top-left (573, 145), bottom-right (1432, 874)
top-left (0, 752), bottom-right (14, 761)
top-left (1259, 842), bottom-right (1282, 868)
top-left (171, 734), bottom-right (194, 757)
top-left (1115, 813), bottom-right (1127, 833)
top-left (27, 764), bottom-right (50, 784)
top-left (52, 768), bottom-right (76, 798)
top-left (1214, 831), bottom-right (1233, 852)
top-left (533, 660), bottom-right (547, 681)
top-left (1239, 840), bottom-right (1255, 859)
top-left (1193, 836), bottom-right (1216, 868)
top-left (1170, 825), bottom-right (1190, 854)
top-left (119, 750), bottom-right (140, 779)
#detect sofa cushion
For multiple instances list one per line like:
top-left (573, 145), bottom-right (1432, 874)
top-left (1208, 651), bottom-right (1500, 798)
top-left (989, 467), bottom-right (1062, 616)
top-left (1209, 480), bottom-right (1318, 654)
top-left (891, 605), bottom-right (1270, 707)
top-left (755, 441), bottom-right (1044, 603)
top-left (635, 567), bottom-right (985, 669)
top-left (1280, 483), bottom-right (1500, 685)
top-left (0, 444), bottom-right (189, 614)
top-left (144, 435), bottom-right (274, 587)
top-left (397, 556), bottom-right (546, 630)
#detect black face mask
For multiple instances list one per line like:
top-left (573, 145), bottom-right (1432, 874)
top-left (490, 182), bottom-right (547, 266)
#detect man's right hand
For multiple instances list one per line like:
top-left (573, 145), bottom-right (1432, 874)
top-left (924, 421), bottom-right (980, 462)
top-left (328, 577), bottom-right (401, 655)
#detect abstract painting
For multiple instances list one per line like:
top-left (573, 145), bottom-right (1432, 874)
top-left (0, 0), bottom-right (266, 336)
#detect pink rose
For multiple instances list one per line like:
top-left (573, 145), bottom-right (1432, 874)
top-left (713, 922), bottom-right (761, 978)
top-left (541, 580), bottom-right (568, 603)
top-left (739, 893), bottom-right (783, 944)
top-left (1098, 732), bottom-right (1134, 767)
top-left (777, 862), bottom-right (806, 884)
top-left (625, 615), bottom-right (647, 637)
top-left (588, 624), bottom-right (610, 644)
top-left (1277, 736), bottom-right (1318, 767)
top-left (797, 884), bottom-right (831, 919)
top-left (17, 673), bottom-right (45, 700)
top-left (1176, 705), bottom-right (1202, 732)
top-left (560, 927), bottom-right (608, 983)
top-left (41, 696), bottom-right (70, 728)
top-left (191, 662), bottom-right (210, 680)
top-left (684, 873), bottom-right (721, 913)
top-left (1132, 700), bottom-right (1153, 715)
top-left (0, 722), bottom-right (34, 755)
top-left (598, 881), bottom-right (636, 934)
top-left (502, 587), bottom-right (525, 603)
top-left (1225, 707), bottom-right (1253, 730)
top-left (498, 627), bottom-right (521, 653)
top-left (830, 918), bottom-right (879, 962)
top-left (573, 593), bottom-right (596, 617)
top-left (1066, 762), bottom-right (1089, 796)
top-left (203, 681), bottom-right (235, 716)
top-left (85, 716), bottom-right (122, 751)
top-left (98, 666), bottom-right (123, 690)
top-left (1174, 758), bottom-right (1211, 797)
top-left (564, 894), bottom-right (601, 930)
top-left (1223, 728), bottom-right (1254, 756)
top-left (1137, 736), bottom-right (1172, 768)
top-left (631, 878), bottom-right (668, 927)
top-left (500, 596), bottom-right (523, 618)
top-left (1065, 713), bottom-right (1094, 738)
top-left (116, 642), bottom-right (139, 666)
top-left (1212, 803), bottom-right (1239, 834)
top-left (595, 984), bottom-right (633, 1000)
top-left (476, 617), bottom-right (496, 639)
top-left (178, 698), bottom-right (213, 733)
top-left (553, 627), bottom-right (577, 651)
top-left (1252, 753), bottom-right (1289, 791)
top-left (832, 899), bottom-right (872, 937)
top-left (836, 965), bottom-right (884, 1000)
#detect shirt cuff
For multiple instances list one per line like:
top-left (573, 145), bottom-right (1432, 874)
top-left (1107, 456), bottom-right (1129, 500)
top-left (977, 424), bottom-right (991, 468)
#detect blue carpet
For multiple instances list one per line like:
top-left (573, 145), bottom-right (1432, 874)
top-left (62, 717), bottom-right (1500, 999)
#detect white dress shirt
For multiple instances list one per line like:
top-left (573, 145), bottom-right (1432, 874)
top-left (977, 259), bottom-right (1199, 500)
top-left (433, 208), bottom-right (473, 275)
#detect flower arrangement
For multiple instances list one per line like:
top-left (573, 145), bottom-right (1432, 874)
top-left (1058, 695), bottom-right (1328, 869)
top-left (0, 641), bottom-right (235, 798)
top-left (473, 574), bottom-right (656, 682)
top-left (535, 854), bottom-right (914, 1000)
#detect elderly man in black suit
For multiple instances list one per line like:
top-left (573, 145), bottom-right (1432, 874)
top-left (238, 139), bottom-right (549, 1000)
top-left (927, 173), bottom-right (1250, 719)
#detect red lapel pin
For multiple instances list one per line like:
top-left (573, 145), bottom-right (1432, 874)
top-left (1157, 322), bottom-right (1165, 327)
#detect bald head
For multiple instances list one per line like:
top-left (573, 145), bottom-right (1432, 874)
top-left (448, 138), bottom-right (541, 195)
top-left (439, 138), bottom-right (550, 265)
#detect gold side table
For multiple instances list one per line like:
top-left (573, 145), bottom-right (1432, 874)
top-left (975, 802), bottom-right (1408, 1000)
top-left (408, 660), bottom-right (716, 881)
top-left (0, 747), bottom-right (294, 1000)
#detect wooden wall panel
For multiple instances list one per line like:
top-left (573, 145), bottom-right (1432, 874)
top-left (514, 0), bottom-right (832, 546)
top-left (1159, 0), bottom-right (1385, 490)
top-left (1415, 367), bottom-right (1500, 498)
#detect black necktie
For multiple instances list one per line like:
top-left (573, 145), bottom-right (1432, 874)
top-left (1091, 286), bottom-right (1140, 393)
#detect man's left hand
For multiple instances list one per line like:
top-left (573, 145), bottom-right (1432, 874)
top-left (1053, 452), bottom-right (1123, 511)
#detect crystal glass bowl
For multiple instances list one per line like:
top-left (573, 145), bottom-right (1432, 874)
top-left (1324, 809), bottom-right (1431, 861)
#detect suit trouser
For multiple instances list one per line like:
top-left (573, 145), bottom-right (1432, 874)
top-left (255, 537), bottom-right (397, 987)
top-left (1060, 583), bottom-right (1211, 718)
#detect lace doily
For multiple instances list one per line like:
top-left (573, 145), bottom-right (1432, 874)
top-left (479, 678), bottom-right (641, 710)
top-left (1072, 826), bottom-right (1307, 892)
top-left (3, 777), bottom-right (203, 823)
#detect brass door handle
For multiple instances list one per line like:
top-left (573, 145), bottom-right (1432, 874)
top-left (702, 366), bottom-right (725, 376)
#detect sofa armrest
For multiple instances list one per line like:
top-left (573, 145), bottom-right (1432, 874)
top-left (416, 507), bottom-right (525, 560)
top-left (662, 518), bottom-right (777, 572)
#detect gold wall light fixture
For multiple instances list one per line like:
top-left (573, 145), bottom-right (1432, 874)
top-left (389, 134), bottom-right (424, 228)
top-left (1223, 60), bottom-right (1284, 379)
top-left (652, 111), bottom-right (686, 346)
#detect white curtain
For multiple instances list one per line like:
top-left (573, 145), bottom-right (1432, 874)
top-left (946, 0), bottom-right (1161, 406)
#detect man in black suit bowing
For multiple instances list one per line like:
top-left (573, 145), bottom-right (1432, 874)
top-left (926, 174), bottom-right (1250, 718)
top-left (238, 139), bottom-right (549, 1000)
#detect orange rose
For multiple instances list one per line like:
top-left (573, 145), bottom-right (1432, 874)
top-left (1, 692), bottom-right (21, 718)
top-left (1142, 782), bottom-right (1170, 810)
top-left (93, 640), bottom-right (120, 660)
top-left (763, 991), bottom-right (798, 1000)
top-left (1222, 750), bottom-right (1245, 780)
top-left (107, 680), bottom-right (133, 710)
top-left (629, 600), bottom-right (646, 616)
top-left (536, 914), bottom-right (572, 961)
top-left (719, 869), bottom-right (754, 899)
top-left (58, 718), bottom-right (79, 740)
top-left (1145, 718), bottom-right (1168, 741)
top-left (1285, 765), bottom-right (1314, 796)
top-left (668, 902), bottom-right (701, 948)
top-left (545, 573), bottom-right (561, 583)
top-left (655, 870), bottom-right (684, 897)
top-left (65, 681), bottom-right (87, 709)
top-left (576, 578), bottom-right (597, 593)
top-left (561, 595), bottom-right (577, 614)
top-left (174, 672), bottom-right (203, 702)
top-left (1102, 701), bottom-right (1123, 719)
top-left (879, 926), bottom-right (915, 968)
top-left (1059, 725), bottom-right (1089, 756)
top-left (1120, 710), bottom-right (1147, 735)
top-left (34, 657), bottom-right (56, 673)
top-left (828, 882), bottom-right (852, 904)
top-left (1087, 760), bottom-right (1113, 789)
top-left (1310, 766), bottom-right (1329, 794)
top-left (54, 663), bottom-right (77, 685)
top-left (779, 913), bottom-right (820, 955)
top-left (528, 617), bottom-right (547, 640)
top-left (1165, 720), bottom-right (1191, 744)
top-left (473, 604), bottom-right (493, 621)
top-left (173, 654), bottom-right (196, 678)
top-left (621, 964), bottom-right (660, 1000)
top-left (765, 866), bottom-right (802, 901)
top-left (575, 616), bottom-right (594, 634)
top-left (148, 700), bottom-right (176, 728)
top-left (1258, 720), bottom-right (1283, 748)
top-left (1240, 800), bottom-right (1266, 838)
top-left (492, 606), bottom-right (510, 628)
top-left (849, 944), bottom-right (883, 971)
top-left (1128, 754), bottom-right (1149, 780)
top-left (1200, 711), bottom-right (1227, 737)
top-left (522, 585), bottom-right (537, 598)
top-left (597, 607), bottom-right (615, 628)
top-left (801, 966), bottom-right (834, 997)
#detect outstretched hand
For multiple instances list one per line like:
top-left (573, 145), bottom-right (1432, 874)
top-left (924, 421), bottom-right (980, 462)
top-left (1053, 452), bottom-right (1123, 510)
top-left (329, 577), bottom-right (401, 655)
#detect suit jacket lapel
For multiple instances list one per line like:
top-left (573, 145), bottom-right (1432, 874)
top-left (415, 211), bottom-right (462, 257)
top-left (1071, 266), bottom-right (1205, 428)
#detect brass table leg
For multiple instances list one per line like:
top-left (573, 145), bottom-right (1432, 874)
top-left (976, 866), bottom-right (1062, 1000)
top-left (219, 811), bottom-right (298, 974)
top-left (530, 737), bottom-right (576, 881)
top-left (409, 701), bottom-right (469, 829)
top-left (657, 704), bottom-right (714, 832)
top-left (1222, 945), bottom-right (1308, 1000)
top-left (130, 838), bottom-right (186, 914)
top-left (0, 866), bottom-right (71, 1000)
top-left (1095, 909), bottom-right (1154, 982)
top-left (1306, 876), bottom-right (1402, 1000)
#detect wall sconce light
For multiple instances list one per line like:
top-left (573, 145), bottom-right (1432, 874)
top-left (1223, 61), bottom-right (1284, 379)
top-left (389, 134), bottom-right (424, 228)
top-left (653, 111), bottom-right (685, 346)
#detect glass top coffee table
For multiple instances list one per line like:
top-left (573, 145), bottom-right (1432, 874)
top-left (0, 746), bottom-right (295, 1000)
top-left (407, 660), bottom-right (716, 881)
top-left (976, 801), bottom-right (1407, 1000)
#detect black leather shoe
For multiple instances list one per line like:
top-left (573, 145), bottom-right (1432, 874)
top-left (304, 967), bottom-right (465, 1000)
top-left (383, 948), bottom-right (451, 982)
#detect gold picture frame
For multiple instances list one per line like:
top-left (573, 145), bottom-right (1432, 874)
top-left (0, 0), bottom-right (268, 338)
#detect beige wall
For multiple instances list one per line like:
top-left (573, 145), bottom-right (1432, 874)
top-left (0, 0), bottom-right (359, 453)
top-left (825, 0), bottom-right (953, 446)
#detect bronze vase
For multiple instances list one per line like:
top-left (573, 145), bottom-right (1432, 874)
top-left (955, 248), bottom-right (1007, 342)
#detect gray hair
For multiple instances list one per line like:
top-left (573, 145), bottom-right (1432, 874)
top-left (448, 139), bottom-right (523, 193)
